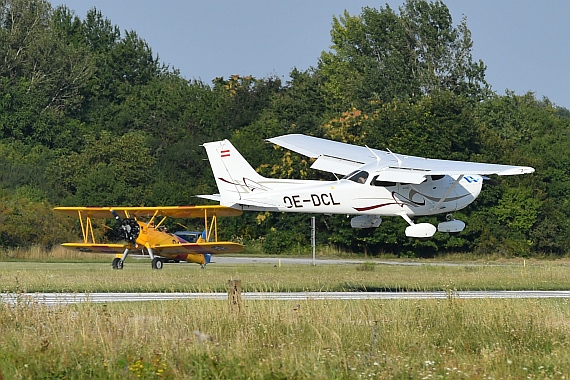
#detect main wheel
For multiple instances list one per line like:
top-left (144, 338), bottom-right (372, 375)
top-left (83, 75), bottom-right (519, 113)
top-left (117, 259), bottom-right (124, 270)
top-left (112, 257), bottom-right (120, 269)
top-left (151, 257), bottom-right (164, 270)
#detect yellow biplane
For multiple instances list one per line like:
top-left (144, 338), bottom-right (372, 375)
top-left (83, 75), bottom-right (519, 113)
top-left (54, 205), bottom-right (244, 270)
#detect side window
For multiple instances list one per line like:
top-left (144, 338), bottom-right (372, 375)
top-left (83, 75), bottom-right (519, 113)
top-left (347, 170), bottom-right (369, 184)
top-left (371, 175), bottom-right (396, 187)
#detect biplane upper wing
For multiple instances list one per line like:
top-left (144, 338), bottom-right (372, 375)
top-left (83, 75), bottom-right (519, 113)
top-left (54, 205), bottom-right (242, 219)
top-left (266, 133), bottom-right (535, 178)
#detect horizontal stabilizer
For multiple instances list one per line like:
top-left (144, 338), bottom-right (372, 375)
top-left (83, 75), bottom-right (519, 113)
top-left (233, 198), bottom-right (287, 209)
top-left (196, 194), bottom-right (222, 202)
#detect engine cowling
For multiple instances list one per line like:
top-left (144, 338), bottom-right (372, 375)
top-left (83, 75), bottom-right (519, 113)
top-left (350, 215), bottom-right (382, 229)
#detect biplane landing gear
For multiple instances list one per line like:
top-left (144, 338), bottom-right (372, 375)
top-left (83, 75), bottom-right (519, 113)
top-left (151, 257), bottom-right (164, 270)
top-left (112, 258), bottom-right (124, 270)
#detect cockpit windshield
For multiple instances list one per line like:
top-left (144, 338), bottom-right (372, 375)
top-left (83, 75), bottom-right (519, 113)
top-left (341, 170), bottom-right (359, 180)
top-left (343, 170), bottom-right (369, 184)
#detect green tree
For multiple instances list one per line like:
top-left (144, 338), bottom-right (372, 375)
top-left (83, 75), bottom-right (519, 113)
top-left (47, 131), bottom-right (156, 205)
top-left (0, 0), bottom-right (94, 147)
top-left (318, 0), bottom-right (488, 112)
top-left (0, 188), bottom-right (76, 248)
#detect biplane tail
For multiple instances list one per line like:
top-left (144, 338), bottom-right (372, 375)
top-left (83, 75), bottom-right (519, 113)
top-left (201, 140), bottom-right (271, 206)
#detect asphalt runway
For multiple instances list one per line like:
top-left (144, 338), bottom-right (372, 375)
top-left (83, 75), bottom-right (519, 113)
top-left (212, 256), bottom-right (419, 266)
top-left (2, 291), bottom-right (569, 306)
top-left (210, 256), bottom-right (511, 267)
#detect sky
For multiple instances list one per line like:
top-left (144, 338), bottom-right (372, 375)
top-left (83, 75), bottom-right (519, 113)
top-left (53, 0), bottom-right (569, 110)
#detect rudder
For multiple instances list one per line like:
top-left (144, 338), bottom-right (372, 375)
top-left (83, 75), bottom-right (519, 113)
top-left (202, 140), bottom-right (268, 204)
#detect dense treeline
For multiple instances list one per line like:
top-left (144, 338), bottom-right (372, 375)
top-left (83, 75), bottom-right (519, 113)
top-left (1, 0), bottom-right (569, 257)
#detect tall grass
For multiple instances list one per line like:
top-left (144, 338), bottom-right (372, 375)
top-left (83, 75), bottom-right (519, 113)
top-left (1, 297), bottom-right (569, 379)
top-left (1, 245), bottom-right (108, 262)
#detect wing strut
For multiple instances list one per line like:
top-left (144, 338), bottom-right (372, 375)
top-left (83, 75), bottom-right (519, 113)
top-left (430, 175), bottom-right (464, 212)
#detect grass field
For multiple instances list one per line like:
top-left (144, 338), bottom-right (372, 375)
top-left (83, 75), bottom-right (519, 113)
top-left (2, 253), bottom-right (570, 379)
top-left (1, 257), bottom-right (570, 293)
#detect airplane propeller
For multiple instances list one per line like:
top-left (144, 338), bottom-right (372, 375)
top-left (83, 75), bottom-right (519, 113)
top-left (110, 209), bottom-right (140, 244)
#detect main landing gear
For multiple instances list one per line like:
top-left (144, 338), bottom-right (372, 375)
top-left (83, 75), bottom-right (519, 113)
top-left (111, 247), bottom-right (168, 270)
top-left (112, 256), bottom-right (166, 270)
top-left (112, 257), bottom-right (124, 269)
top-left (151, 257), bottom-right (164, 270)
top-left (400, 213), bottom-right (465, 241)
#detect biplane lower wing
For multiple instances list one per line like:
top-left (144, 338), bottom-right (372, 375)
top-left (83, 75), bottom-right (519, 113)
top-left (62, 243), bottom-right (128, 254)
top-left (155, 242), bottom-right (245, 256)
top-left (61, 242), bottom-right (244, 256)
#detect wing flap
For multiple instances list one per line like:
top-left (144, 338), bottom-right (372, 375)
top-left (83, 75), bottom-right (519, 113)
top-left (310, 155), bottom-right (364, 176)
top-left (376, 168), bottom-right (428, 184)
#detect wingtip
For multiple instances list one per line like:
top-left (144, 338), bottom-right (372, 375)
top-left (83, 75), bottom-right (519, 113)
top-left (497, 167), bottom-right (535, 176)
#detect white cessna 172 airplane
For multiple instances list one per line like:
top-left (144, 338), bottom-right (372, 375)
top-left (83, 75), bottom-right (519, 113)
top-left (200, 134), bottom-right (534, 240)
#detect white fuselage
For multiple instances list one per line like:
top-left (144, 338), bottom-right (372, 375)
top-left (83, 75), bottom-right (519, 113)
top-left (231, 174), bottom-right (483, 217)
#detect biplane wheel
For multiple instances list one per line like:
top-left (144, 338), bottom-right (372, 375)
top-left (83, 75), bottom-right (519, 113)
top-left (151, 257), bottom-right (164, 270)
top-left (117, 259), bottom-right (124, 270)
top-left (112, 257), bottom-right (121, 270)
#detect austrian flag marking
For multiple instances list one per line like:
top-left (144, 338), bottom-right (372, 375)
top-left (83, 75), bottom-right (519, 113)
top-left (220, 149), bottom-right (230, 158)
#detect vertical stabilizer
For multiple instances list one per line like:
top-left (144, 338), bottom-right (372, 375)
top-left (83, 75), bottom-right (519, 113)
top-left (202, 140), bottom-right (268, 205)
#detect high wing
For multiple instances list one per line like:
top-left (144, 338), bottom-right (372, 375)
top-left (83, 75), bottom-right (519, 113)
top-left (54, 205), bottom-right (242, 219)
top-left (266, 134), bottom-right (535, 181)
